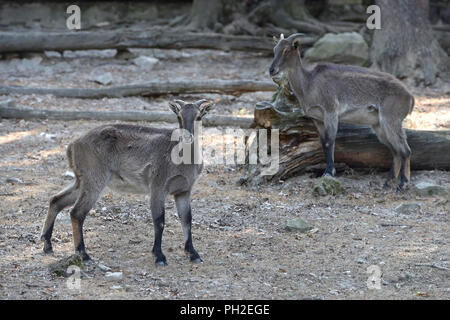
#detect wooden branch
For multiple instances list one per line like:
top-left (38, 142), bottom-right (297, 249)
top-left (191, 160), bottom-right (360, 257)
top-left (0, 30), bottom-right (317, 53)
top-left (0, 80), bottom-right (276, 99)
top-left (0, 105), bottom-right (254, 128)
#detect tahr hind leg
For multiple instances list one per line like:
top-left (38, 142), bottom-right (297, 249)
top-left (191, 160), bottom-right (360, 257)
top-left (41, 183), bottom-right (79, 254)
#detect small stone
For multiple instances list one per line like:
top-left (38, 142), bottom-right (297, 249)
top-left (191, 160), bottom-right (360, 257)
top-left (394, 202), bottom-right (421, 215)
top-left (110, 285), bottom-right (122, 290)
top-left (44, 51), bottom-right (62, 58)
top-left (91, 72), bottom-right (113, 85)
top-left (105, 272), bottom-right (123, 282)
top-left (40, 132), bottom-right (57, 141)
top-left (398, 271), bottom-right (413, 282)
top-left (115, 49), bottom-right (136, 60)
top-left (285, 217), bottom-right (313, 233)
top-left (415, 182), bottom-right (448, 197)
top-left (133, 56), bottom-right (159, 70)
top-left (48, 254), bottom-right (84, 277)
top-left (313, 175), bottom-right (346, 196)
top-left (6, 177), bottom-right (22, 184)
top-left (237, 176), bottom-right (248, 186)
top-left (97, 263), bottom-right (112, 272)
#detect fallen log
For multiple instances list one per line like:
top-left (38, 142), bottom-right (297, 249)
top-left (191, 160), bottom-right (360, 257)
top-left (0, 80), bottom-right (276, 99)
top-left (0, 30), bottom-right (316, 54)
top-left (0, 105), bottom-right (254, 128)
top-left (250, 76), bottom-right (450, 181)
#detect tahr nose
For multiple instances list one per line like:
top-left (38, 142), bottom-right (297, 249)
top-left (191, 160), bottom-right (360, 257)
top-left (269, 66), bottom-right (275, 75)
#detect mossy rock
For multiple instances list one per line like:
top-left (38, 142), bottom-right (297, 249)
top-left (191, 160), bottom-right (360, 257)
top-left (285, 217), bottom-right (313, 233)
top-left (313, 175), bottom-right (346, 196)
top-left (48, 254), bottom-right (84, 277)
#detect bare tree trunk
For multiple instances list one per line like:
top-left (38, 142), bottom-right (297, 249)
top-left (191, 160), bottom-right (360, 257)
top-left (0, 80), bottom-right (276, 99)
top-left (371, 0), bottom-right (450, 85)
top-left (0, 105), bottom-right (254, 128)
top-left (0, 30), bottom-right (284, 53)
top-left (176, 0), bottom-right (224, 31)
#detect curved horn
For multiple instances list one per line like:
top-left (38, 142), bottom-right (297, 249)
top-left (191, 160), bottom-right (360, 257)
top-left (286, 33), bottom-right (305, 42)
top-left (174, 99), bottom-right (186, 107)
top-left (194, 99), bottom-right (208, 106)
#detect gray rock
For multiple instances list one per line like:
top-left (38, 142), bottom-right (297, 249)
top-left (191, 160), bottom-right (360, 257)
top-left (91, 72), bottom-right (113, 85)
top-left (97, 263), bottom-right (112, 272)
top-left (394, 202), bottom-right (421, 215)
top-left (44, 51), bottom-right (62, 58)
top-left (110, 285), bottom-right (122, 290)
top-left (133, 56), bottom-right (159, 70)
top-left (6, 177), bottom-right (22, 184)
top-left (115, 49), bottom-right (137, 60)
top-left (313, 175), bottom-right (346, 196)
top-left (14, 57), bottom-right (43, 72)
top-left (305, 32), bottom-right (369, 66)
top-left (40, 132), bottom-right (57, 141)
top-left (105, 272), bottom-right (123, 282)
top-left (415, 182), bottom-right (448, 197)
top-left (398, 271), bottom-right (414, 282)
top-left (48, 254), bottom-right (84, 277)
top-left (285, 217), bottom-right (313, 233)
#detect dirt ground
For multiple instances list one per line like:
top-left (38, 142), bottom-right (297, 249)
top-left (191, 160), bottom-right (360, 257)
top-left (0, 48), bottom-right (449, 300)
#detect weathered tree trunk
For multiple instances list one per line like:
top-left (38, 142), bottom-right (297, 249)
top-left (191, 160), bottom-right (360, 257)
top-left (0, 30), bottom-right (283, 53)
top-left (172, 0), bottom-right (252, 34)
top-left (0, 105), bottom-right (254, 128)
top-left (0, 80), bottom-right (276, 99)
top-left (250, 75), bottom-right (450, 182)
top-left (172, 0), bottom-right (224, 31)
top-left (371, 0), bottom-right (450, 85)
top-left (172, 0), bottom-right (346, 37)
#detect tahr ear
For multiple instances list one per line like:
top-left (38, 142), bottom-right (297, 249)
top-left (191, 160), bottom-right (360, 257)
top-left (198, 101), bottom-right (214, 118)
top-left (168, 101), bottom-right (182, 115)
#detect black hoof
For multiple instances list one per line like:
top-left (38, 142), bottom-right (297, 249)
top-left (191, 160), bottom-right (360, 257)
top-left (186, 250), bottom-right (202, 263)
top-left (43, 241), bottom-right (53, 254)
top-left (79, 252), bottom-right (91, 261)
top-left (155, 259), bottom-right (168, 267)
top-left (43, 246), bottom-right (53, 254)
top-left (191, 257), bottom-right (203, 264)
